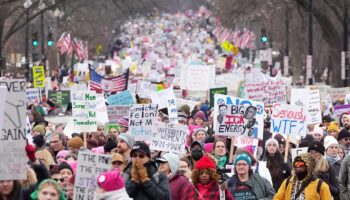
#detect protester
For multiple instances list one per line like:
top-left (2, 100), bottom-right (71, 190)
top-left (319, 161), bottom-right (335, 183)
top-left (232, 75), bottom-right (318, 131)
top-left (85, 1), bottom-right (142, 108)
top-left (311, 126), bottom-right (325, 142)
top-left (181, 155), bottom-right (234, 200)
top-left (178, 158), bottom-right (192, 180)
top-left (30, 179), bottom-right (66, 200)
top-left (117, 116), bottom-right (129, 133)
top-left (274, 153), bottom-right (332, 200)
top-left (274, 134), bottom-right (292, 163)
top-left (117, 133), bottom-right (134, 170)
top-left (324, 135), bottom-right (342, 176)
top-left (67, 136), bottom-right (84, 152)
top-left (87, 123), bottom-right (106, 150)
top-left (104, 138), bottom-right (118, 154)
top-left (106, 124), bottom-right (120, 138)
top-left (194, 111), bottom-right (207, 126)
top-left (58, 162), bottom-right (74, 184)
top-left (192, 128), bottom-right (208, 142)
top-left (327, 122), bottom-right (340, 138)
top-left (212, 138), bottom-right (228, 169)
top-left (0, 180), bottom-right (23, 200)
top-left (188, 140), bottom-right (206, 169)
top-left (337, 129), bottom-right (350, 155)
top-left (32, 125), bottom-right (46, 137)
top-left (178, 110), bottom-right (188, 125)
top-left (124, 141), bottom-right (171, 200)
top-left (338, 146), bottom-right (346, 160)
top-left (111, 152), bottom-right (125, 171)
top-left (48, 133), bottom-right (67, 162)
top-left (339, 153), bottom-right (350, 200)
top-left (56, 150), bottom-right (69, 165)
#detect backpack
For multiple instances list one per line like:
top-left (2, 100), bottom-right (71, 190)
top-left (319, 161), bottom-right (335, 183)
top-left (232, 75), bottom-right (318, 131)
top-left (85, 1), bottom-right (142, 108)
top-left (285, 176), bottom-right (323, 196)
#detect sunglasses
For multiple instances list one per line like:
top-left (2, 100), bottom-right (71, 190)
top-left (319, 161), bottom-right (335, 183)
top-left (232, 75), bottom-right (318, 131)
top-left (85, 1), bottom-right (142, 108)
top-left (294, 161), bottom-right (305, 168)
top-left (53, 178), bottom-right (64, 182)
top-left (131, 153), bottom-right (145, 158)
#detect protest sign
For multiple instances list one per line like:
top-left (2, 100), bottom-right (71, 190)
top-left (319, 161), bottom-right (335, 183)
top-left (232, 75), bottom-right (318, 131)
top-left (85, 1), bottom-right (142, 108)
top-left (32, 66), bottom-right (45, 88)
top-left (26, 88), bottom-right (40, 104)
top-left (72, 91), bottom-right (98, 132)
top-left (270, 103), bottom-right (307, 138)
top-left (209, 87), bottom-right (227, 108)
top-left (214, 94), bottom-right (264, 139)
top-left (334, 104), bottom-right (350, 117)
top-left (291, 147), bottom-right (308, 161)
top-left (234, 136), bottom-right (259, 157)
top-left (74, 151), bottom-right (111, 200)
top-left (0, 80), bottom-right (27, 180)
top-left (185, 90), bottom-right (208, 102)
top-left (129, 104), bottom-right (158, 140)
top-left (137, 81), bottom-right (157, 98)
top-left (180, 64), bottom-right (214, 91)
top-left (95, 94), bottom-right (109, 124)
top-left (48, 90), bottom-right (70, 109)
top-left (151, 88), bottom-right (178, 123)
top-left (106, 90), bottom-right (134, 105)
top-left (150, 124), bottom-right (187, 153)
top-left (107, 105), bottom-right (129, 123)
top-left (329, 87), bottom-right (350, 102)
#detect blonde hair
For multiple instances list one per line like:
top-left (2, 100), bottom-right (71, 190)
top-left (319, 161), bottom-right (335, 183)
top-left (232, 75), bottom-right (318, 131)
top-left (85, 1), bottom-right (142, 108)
top-left (35, 149), bottom-right (55, 170)
top-left (314, 158), bottom-right (329, 174)
top-left (20, 165), bottom-right (37, 187)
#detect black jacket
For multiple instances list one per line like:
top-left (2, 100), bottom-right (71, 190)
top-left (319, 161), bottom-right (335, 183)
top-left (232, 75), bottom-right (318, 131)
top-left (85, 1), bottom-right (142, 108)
top-left (317, 162), bottom-right (340, 200)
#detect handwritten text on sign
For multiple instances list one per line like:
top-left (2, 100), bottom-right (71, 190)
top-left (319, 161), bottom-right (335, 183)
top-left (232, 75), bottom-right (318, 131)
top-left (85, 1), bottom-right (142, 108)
top-left (72, 91), bottom-right (97, 132)
top-left (107, 105), bottom-right (129, 124)
top-left (74, 151), bottom-right (111, 200)
top-left (270, 103), bottom-right (306, 138)
top-left (150, 124), bottom-right (187, 154)
top-left (151, 88), bottom-right (178, 123)
top-left (129, 104), bottom-right (158, 141)
top-left (245, 78), bottom-right (286, 105)
top-left (106, 90), bottom-right (134, 105)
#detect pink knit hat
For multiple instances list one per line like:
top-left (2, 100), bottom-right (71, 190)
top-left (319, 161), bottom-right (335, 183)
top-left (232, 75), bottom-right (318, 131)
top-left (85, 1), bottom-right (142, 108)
top-left (97, 169), bottom-right (124, 192)
top-left (195, 111), bottom-right (206, 121)
top-left (91, 146), bottom-right (105, 155)
top-left (56, 150), bottom-right (69, 159)
top-left (66, 160), bottom-right (77, 175)
top-left (117, 116), bottom-right (129, 127)
top-left (204, 143), bottom-right (213, 153)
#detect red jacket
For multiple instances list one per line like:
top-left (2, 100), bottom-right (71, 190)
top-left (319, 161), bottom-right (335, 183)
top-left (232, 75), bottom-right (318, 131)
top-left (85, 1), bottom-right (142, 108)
top-left (169, 172), bottom-right (191, 200)
top-left (181, 180), bottom-right (234, 200)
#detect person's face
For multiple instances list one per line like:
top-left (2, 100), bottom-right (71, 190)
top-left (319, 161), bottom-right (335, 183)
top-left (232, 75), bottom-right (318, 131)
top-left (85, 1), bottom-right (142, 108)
top-left (194, 117), bottom-right (204, 125)
top-left (56, 156), bottom-right (65, 165)
top-left (158, 162), bottom-right (171, 175)
top-left (196, 131), bottom-right (206, 141)
top-left (60, 169), bottom-right (73, 183)
top-left (198, 169), bottom-right (211, 185)
top-left (179, 161), bottom-right (189, 172)
top-left (245, 108), bottom-right (256, 119)
top-left (309, 150), bottom-right (322, 161)
top-left (328, 131), bottom-right (338, 138)
top-left (344, 117), bottom-right (350, 128)
top-left (267, 142), bottom-right (278, 154)
top-left (37, 185), bottom-right (59, 200)
top-left (294, 161), bottom-right (307, 173)
top-left (340, 137), bottom-right (350, 147)
top-left (188, 118), bottom-right (195, 125)
top-left (178, 119), bottom-right (186, 125)
top-left (326, 144), bottom-right (339, 157)
top-left (119, 126), bottom-right (128, 133)
top-left (51, 173), bottom-right (64, 188)
top-left (131, 151), bottom-right (149, 165)
top-left (0, 180), bottom-right (14, 196)
top-left (112, 161), bottom-right (123, 170)
top-left (279, 143), bottom-right (286, 153)
top-left (338, 148), bottom-right (345, 160)
top-left (235, 160), bottom-right (249, 176)
top-left (312, 133), bottom-right (323, 142)
top-left (49, 135), bottom-right (64, 152)
top-left (109, 128), bottom-right (119, 137)
top-left (219, 106), bottom-right (227, 116)
top-left (214, 141), bottom-right (226, 156)
top-left (32, 131), bottom-right (41, 137)
top-left (117, 139), bottom-right (129, 154)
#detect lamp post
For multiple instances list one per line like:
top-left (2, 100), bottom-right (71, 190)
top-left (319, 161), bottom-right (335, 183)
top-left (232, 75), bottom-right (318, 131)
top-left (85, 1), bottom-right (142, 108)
top-left (342, 0), bottom-right (349, 86)
top-left (24, 0), bottom-right (32, 81)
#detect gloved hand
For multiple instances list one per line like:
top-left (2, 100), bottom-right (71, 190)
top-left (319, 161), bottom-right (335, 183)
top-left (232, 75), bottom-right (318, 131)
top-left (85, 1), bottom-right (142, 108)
top-left (25, 143), bottom-right (36, 162)
top-left (138, 162), bottom-right (150, 183)
top-left (131, 161), bottom-right (140, 183)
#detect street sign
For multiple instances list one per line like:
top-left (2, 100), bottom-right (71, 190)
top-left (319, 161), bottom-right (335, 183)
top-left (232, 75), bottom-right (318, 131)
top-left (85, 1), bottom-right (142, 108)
top-left (32, 66), bottom-right (45, 88)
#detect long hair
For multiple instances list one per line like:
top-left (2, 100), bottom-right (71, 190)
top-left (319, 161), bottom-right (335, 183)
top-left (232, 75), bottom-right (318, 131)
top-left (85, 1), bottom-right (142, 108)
top-left (191, 168), bottom-right (219, 184)
top-left (0, 180), bottom-right (22, 200)
top-left (263, 150), bottom-right (284, 178)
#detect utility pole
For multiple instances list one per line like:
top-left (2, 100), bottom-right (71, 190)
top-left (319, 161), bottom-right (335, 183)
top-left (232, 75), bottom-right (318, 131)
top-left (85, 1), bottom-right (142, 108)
top-left (40, 12), bottom-right (45, 65)
top-left (284, 0), bottom-right (289, 76)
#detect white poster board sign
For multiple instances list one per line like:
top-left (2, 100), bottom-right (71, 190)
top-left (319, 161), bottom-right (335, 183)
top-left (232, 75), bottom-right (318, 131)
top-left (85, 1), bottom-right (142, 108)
top-left (150, 124), bottom-right (188, 153)
top-left (151, 88), bottom-right (178, 123)
top-left (129, 104), bottom-right (158, 141)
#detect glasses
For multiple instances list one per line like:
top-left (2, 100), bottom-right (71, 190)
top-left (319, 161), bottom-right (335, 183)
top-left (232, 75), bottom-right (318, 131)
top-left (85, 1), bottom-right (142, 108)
top-left (53, 178), bottom-right (64, 182)
top-left (294, 161), bottom-right (305, 168)
top-left (236, 163), bottom-right (248, 167)
top-left (131, 154), bottom-right (145, 158)
top-left (49, 140), bottom-right (60, 144)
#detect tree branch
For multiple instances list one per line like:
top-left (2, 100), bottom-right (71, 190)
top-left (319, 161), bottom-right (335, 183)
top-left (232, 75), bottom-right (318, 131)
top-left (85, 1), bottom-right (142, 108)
top-left (323, 0), bottom-right (342, 22)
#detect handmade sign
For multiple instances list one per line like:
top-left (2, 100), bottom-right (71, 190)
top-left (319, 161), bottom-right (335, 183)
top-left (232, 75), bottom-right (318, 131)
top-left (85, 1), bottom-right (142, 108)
top-left (106, 90), bottom-right (134, 105)
top-left (334, 104), bottom-right (350, 117)
top-left (129, 104), bottom-right (158, 140)
top-left (291, 147), bottom-right (308, 161)
top-left (180, 63), bottom-right (214, 91)
top-left (26, 88), bottom-right (40, 104)
top-left (214, 94), bottom-right (264, 139)
top-left (71, 91), bottom-right (97, 132)
top-left (209, 87), bottom-right (227, 108)
top-left (48, 90), bottom-right (70, 109)
top-left (74, 151), bottom-right (112, 200)
top-left (95, 94), bottom-right (109, 124)
top-left (107, 105), bottom-right (129, 124)
top-left (329, 87), bottom-right (350, 102)
top-left (151, 88), bottom-right (178, 123)
top-left (32, 66), bottom-right (45, 88)
top-left (176, 98), bottom-right (198, 113)
top-left (150, 124), bottom-right (187, 153)
top-left (270, 103), bottom-right (307, 138)
top-left (136, 81), bottom-right (157, 98)
top-left (0, 80), bottom-right (27, 180)
top-left (234, 136), bottom-right (259, 157)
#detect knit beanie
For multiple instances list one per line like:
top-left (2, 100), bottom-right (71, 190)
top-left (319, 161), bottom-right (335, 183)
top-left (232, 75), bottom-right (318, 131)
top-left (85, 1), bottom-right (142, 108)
top-left (97, 169), bottom-right (124, 192)
top-left (194, 111), bottom-right (206, 121)
top-left (56, 150), bottom-right (69, 159)
top-left (117, 116), bottom-right (129, 127)
top-left (161, 153), bottom-right (180, 174)
top-left (67, 136), bottom-right (84, 150)
top-left (33, 135), bottom-right (45, 148)
top-left (118, 133), bottom-right (134, 149)
top-left (265, 138), bottom-right (279, 150)
top-left (58, 162), bottom-right (73, 174)
top-left (32, 125), bottom-right (46, 136)
top-left (324, 136), bottom-right (339, 150)
top-left (327, 122), bottom-right (340, 133)
top-left (195, 155), bottom-right (216, 170)
top-left (180, 104), bottom-right (191, 116)
top-left (193, 128), bottom-right (208, 137)
top-left (104, 139), bottom-right (118, 153)
top-left (234, 153), bottom-right (252, 166)
top-left (337, 129), bottom-right (350, 141)
top-left (308, 141), bottom-right (325, 155)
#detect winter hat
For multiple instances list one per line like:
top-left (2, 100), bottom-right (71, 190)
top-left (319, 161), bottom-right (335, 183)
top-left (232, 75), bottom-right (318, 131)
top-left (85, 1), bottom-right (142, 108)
top-left (66, 160), bottom-right (77, 175)
top-left (118, 133), bottom-right (134, 149)
top-left (265, 138), bottom-right (279, 150)
top-left (194, 111), bottom-right (206, 121)
top-left (117, 116), bottom-right (129, 127)
top-left (337, 129), bottom-right (350, 141)
top-left (195, 155), bottom-right (216, 170)
top-left (178, 110), bottom-right (187, 121)
top-left (193, 128), bottom-right (208, 137)
top-left (205, 143), bottom-right (213, 153)
top-left (97, 169), bottom-right (124, 192)
top-left (56, 150), bottom-right (69, 159)
top-left (234, 153), bottom-right (252, 166)
top-left (180, 104), bottom-right (191, 116)
top-left (32, 125), bottom-right (46, 136)
top-left (92, 146), bottom-right (105, 154)
top-left (308, 141), bottom-right (325, 155)
top-left (58, 162), bottom-right (73, 174)
top-left (33, 135), bottom-right (45, 148)
top-left (111, 153), bottom-right (124, 163)
top-left (324, 136), bottom-right (339, 150)
top-left (299, 134), bottom-right (314, 148)
top-left (104, 139), bottom-right (117, 153)
top-left (131, 141), bottom-right (151, 157)
top-left (157, 153), bottom-right (180, 173)
top-left (190, 140), bottom-right (205, 150)
top-left (67, 136), bottom-right (84, 150)
top-left (311, 126), bottom-right (324, 137)
top-left (327, 122), bottom-right (340, 133)
top-left (274, 134), bottom-right (286, 145)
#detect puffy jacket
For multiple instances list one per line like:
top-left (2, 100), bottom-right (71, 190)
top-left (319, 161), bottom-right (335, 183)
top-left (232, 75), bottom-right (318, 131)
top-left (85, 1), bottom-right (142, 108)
top-left (169, 172), bottom-right (191, 200)
top-left (339, 154), bottom-right (350, 200)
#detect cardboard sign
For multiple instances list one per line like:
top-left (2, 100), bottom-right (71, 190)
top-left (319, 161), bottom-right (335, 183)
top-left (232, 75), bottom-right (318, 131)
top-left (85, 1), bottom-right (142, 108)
top-left (151, 88), bottom-right (178, 123)
top-left (180, 64), bottom-right (214, 91)
top-left (234, 136), bottom-right (259, 157)
top-left (32, 66), bottom-right (45, 88)
top-left (74, 151), bottom-right (112, 200)
top-left (214, 94), bottom-right (264, 139)
top-left (329, 87), bottom-right (350, 102)
top-left (48, 90), bottom-right (70, 109)
top-left (150, 124), bottom-right (187, 153)
top-left (270, 103), bottom-right (307, 138)
top-left (291, 147), bottom-right (308, 161)
top-left (0, 80), bottom-right (27, 180)
top-left (209, 87), bottom-right (227, 108)
top-left (106, 90), bottom-right (134, 105)
top-left (107, 105), bottom-right (129, 124)
top-left (71, 91), bottom-right (97, 132)
top-left (26, 88), bottom-right (40, 104)
top-left (129, 104), bottom-right (158, 141)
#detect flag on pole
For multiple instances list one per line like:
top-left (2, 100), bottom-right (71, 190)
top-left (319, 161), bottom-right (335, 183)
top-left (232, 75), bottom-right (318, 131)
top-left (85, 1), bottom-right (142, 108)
top-left (89, 67), bottom-right (129, 94)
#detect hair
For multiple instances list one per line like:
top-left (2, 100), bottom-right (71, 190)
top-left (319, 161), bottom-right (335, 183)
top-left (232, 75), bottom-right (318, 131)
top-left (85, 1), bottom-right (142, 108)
top-left (263, 149), bottom-right (284, 178)
top-left (20, 166), bottom-right (38, 188)
top-left (180, 157), bottom-right (191, 168)
top-left (35, 150), bottom-right (56, 170)
top-left (339, 112), bottom-right (348, 127)
top-left (37, 179), bottom-right (62, 196)
top-left (0, 180), bottom-right (22, 200)
top-left (339, 145), bottom-right (346, 159)
top-left (65, 153), bottom-right (77, 161)
top-left (191, 168), bottom-right (219, 184)
top-left (213, 138), bottom-right (227, 154)
top-left (49, 165), bottom-right (60, 176)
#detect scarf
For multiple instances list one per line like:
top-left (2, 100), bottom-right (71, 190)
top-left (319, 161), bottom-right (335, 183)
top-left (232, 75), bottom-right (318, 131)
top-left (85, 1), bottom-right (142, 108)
top-left (325, 154), bottom-right (340, 165)
top-left (215, 155), bottom-right (227, 169)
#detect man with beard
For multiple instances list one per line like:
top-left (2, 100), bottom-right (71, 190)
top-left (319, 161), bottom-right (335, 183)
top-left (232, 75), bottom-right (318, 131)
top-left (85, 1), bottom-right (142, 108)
top-left (117, 133), bottom-right (134, 171)
top-left (337, 129), bottom-right (350, 155)
top-left (87, 122), bottom-right (106, 150)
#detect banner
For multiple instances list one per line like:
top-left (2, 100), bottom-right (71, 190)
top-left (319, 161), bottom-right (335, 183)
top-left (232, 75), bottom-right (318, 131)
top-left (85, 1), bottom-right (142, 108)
top-left (26, 88), bottom-right (40, 104)
top-left (74, 151), bottom-right (111, 200)
top-left (150, 124), bottom-right (187, 153)
top-left (107, 105), bottom-right (129, 124)
top-left (48, 90), bottom-right (70, 109)
top-left (0, 80), bottom-right (27, 180)
top-left (71, 91), bottom-right (97, 132)
top-left (334, 104), bottom-right (350, 117)
top-left (180, 64), bottom-right (214, 91)
top-left (270, 103), bottom-right (307, 138)
top-left (129, 104), bottom-right (158, 140)
top-left (209, 87), bottom-right (227, 108)
top-left (151, 88), bottom-right (178, 123)
top-left (106, 90), bottom-right (134, 105)
top-left (33, 66), bottom-right (45, 88)
top-left (214, 94), bottom-right (264, 139)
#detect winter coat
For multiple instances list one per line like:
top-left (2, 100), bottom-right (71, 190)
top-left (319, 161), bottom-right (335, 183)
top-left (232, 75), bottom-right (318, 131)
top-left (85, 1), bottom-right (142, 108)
top-left (228, 172), bottom-right (275, 200)
top-left (93, 188), bottom-right (132, 200)
top-left (22, 160), bottom-right (50, 200)
top-left (332, 159), bottom-right (342, 180)
top-left (124, 161), bottom-right (171, 200)
top-left (273, 176), bottom-right (332, 200)
top-left (315, 160), bottom-right (340, 199)
top-left (87, 138), bottom-right (106, 150)
top-left (339, 154), bottom-right (350, 200)
top-left (169, 172), bottom-right (191, 200)
top-left (181, 180), bottom-right (234, 200)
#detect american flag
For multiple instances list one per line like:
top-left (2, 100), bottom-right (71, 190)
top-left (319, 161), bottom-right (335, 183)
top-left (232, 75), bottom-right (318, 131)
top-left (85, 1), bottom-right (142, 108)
top-left (89, 67), bottom-right (129, 94)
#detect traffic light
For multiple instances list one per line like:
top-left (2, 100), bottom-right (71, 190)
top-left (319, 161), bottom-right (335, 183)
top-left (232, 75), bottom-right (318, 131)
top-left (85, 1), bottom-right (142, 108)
top-left (47, 32), bottom-right (54, 46)
top-left (32, 32), bottom-right (39, 47)
top-left (260, 28), bottom-right (268, 43)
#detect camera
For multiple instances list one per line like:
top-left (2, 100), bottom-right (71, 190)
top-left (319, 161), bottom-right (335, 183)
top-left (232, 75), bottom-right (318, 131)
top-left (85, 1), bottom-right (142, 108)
top-left (217, 167), bottom-right (231, 184)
